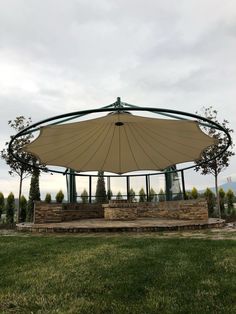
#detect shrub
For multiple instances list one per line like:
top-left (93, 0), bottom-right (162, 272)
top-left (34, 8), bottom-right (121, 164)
top-left (191, 187), bottom-right (198, 199)
top-left (226, 189), bottom-right (234, 211)
top-left (116, 191), bottom-right (123, 200)
top-left (45, 193), bottom-right (52, 203)
top-left (139, 188), bottom-right (146, 202)
top-left (158, 188), bottom-right (165, 202)
top-left (128, 188), bottom-right (135, 202)
top-left (19, 195), bottom-right (27, 222)
top-left (149, 187), bottom-right (156, 202)
top-left (219, 188), bottom-right (225, 216)
top-left (6, 192), bottom-right (15, 224)
top-left (56, 190), bottom-right (64, 203)
top-left (204, 188), bottom-right (216, 216)
top-left (0, 192), bottom-right (4, 220)
top-left (81, 189), bottom-right (88, 203)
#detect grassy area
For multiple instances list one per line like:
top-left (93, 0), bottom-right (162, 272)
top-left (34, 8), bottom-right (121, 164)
top-left (0, 235), bottom-right (236, 313)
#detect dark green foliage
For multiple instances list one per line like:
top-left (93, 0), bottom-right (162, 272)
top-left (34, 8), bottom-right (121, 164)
top-left (191, 187), bottom-right (198, 199)
top-left (204, 188), bottom-right (216, 216)
top-left (107, 189), bottom-right (113, 201)
top-left (226, 189), bottom-right (234, 210)
top-left (19, 195), bottom-right (27, 222)
top-left (116, 191), bottom-right (123, 200)
top-left (128, 188), bottom-right (135, 202)
top-left (139, 188), bottom-right (146, 202)
top-left (0, 192), bottom-right (4, 220)
top-left (44, 193), bottom-right (52, 203)
top-left (6, 192), bottom-right (15, 224)
top-left (27, 168), bottom-right (41, 222)
top-left (56, 190), bottom-right (64, 203)
top-left (0, 236), bottom-right (235, 313)
top-left (158, 188), bottom-right (165, 202)
top-left (95, 171), bottom-right (107, 203)
top-left (81, 189), bottom-right (88, 203)
top-left (149, 187), bottom-right (156, 202)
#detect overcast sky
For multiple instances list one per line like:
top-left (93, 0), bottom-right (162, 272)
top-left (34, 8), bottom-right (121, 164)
top-left (0, 0), bottom-right (236, 199)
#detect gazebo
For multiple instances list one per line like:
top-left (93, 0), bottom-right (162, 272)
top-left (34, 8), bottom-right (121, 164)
top-left (9, 98), bottom-right (230, 232)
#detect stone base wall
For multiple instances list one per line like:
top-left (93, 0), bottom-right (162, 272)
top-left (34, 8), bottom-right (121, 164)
top-left (103, 199), bottom-right (208, 221)
top-left (137, 200), bottom-right (208, 220)
top-left (34, 199), bottom-right (208, 223)
top-left (34, 202), bottom-right (104, 224)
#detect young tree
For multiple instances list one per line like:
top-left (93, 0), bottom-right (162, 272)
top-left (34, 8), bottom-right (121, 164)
top-left (27, 168), bottom-right (41, 222)
top-left (45, 193), bottom-right (52, 203)
top-left (81, 189), bottom-right (89, 203)
top-left (19, 195), bottom-right (27, 222)
top-left (0, 116), bottom-right (38, 222)
top-left (95, 171), bottom-right (107, 203)
top-left (204, 188), bottom-right (215, 216)
top-left (128, 188), bottom-right (136, 202)
top-left (139, 188), bottom-right (146, 202)
top-left (194, 107), bottom-right (235, 218)
top-left (116, 191), bottom-right (123, 200)
top-left (0, 192), bottom-right (4, 221)
top-left (56, 190), bottom-right (64, 203)
top-left (191, 187), bottom-right (198, 199)
top-left (226, 189), bottom-right (234, 210)
top-left (6, 192), bottom-right (15, 224)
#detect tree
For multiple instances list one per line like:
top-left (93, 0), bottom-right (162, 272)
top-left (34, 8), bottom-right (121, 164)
top-left (0, 192), bottom-right (4, 221)
top-left (116, 191), bottom-right (123, 200)
top-left (191, 187), bottom-right (198, 199)
top-left (6, 192), bottom-right (15, 224)
top-left (0, 116), bottom-right (37, 223)
top-left (45, 193), bottom-right (52, 203)
top-left (139, 188), bottom-right (146, 202)
top-left (194, 107), bottom-right (235, 218)
top-left (81, 189), bottom-right (89, 203)
top-left (19, 195), bottom-right (27, 222)
top-left (204, 188), bottom-right (215, 216)
top-left (56, 190), bottom-right (64, 203)
top-left (95, 171), bottom-right (107, 203)
top-left (219, 188), bottom-right (225, 216)
top-left (226, 189), bottom-right (234, 211)
top-left (27, 168), bottom-right (41, 222)
top-left (128, 188), bottom-right (136, 202)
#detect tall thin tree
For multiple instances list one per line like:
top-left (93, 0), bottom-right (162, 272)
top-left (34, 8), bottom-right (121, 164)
top-left (0, 116), bottom-right (37, 222)
top-left (194, 107), bottom-right (235, 218)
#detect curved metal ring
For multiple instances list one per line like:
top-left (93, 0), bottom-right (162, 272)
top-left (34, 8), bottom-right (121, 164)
top-left (8, 102), bottom-right (232, 177)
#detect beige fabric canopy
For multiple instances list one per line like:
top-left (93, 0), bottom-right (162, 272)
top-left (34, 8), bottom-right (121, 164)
top-left (23, 112), bottom-right (217, 174)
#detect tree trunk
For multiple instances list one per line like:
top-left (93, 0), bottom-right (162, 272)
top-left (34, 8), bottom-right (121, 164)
top-left (17, 174), bottom-right (23, 223)
top-left (214, 173), bottom-right (221, 218)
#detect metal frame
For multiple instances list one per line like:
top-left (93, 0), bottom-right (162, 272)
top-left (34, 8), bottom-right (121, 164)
top-left (8, 97), bottom-right (232, 201)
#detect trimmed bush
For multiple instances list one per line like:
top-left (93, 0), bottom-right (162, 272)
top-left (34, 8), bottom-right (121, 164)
top-left (45, 193), bottom-right (52, 203)
top-left (56, 190), bottom-right (64, 203)
top-left (6, 192), bottom-right (15, 224)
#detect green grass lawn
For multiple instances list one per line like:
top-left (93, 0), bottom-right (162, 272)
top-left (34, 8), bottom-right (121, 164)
top-left (0, 234), bottom-right (235, 314)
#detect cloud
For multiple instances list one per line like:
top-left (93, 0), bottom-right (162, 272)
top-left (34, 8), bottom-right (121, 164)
top-left (0, 0), bottom-right (236, 196)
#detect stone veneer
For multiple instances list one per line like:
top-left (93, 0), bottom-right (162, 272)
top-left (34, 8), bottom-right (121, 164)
top-left (34, 199), bottom-right (208, 224)
top-left (34, 202), bottom-right (104, 224)
top-left (103, 199), bottom-right (208, 221)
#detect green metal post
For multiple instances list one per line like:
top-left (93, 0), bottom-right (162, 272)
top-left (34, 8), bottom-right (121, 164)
top-left (67, 169), bottom-right (77, 203)
top-left (165, 168), bottom-right (173, 201)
